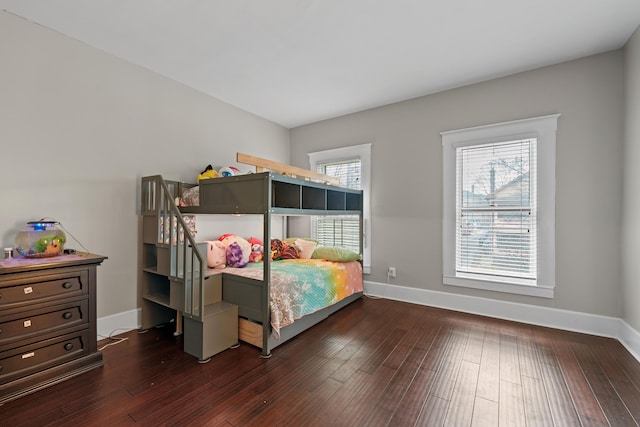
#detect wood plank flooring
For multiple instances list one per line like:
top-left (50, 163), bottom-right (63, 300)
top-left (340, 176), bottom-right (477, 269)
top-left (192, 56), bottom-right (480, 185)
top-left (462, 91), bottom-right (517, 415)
top-left (3, 297), bottom-right (640, 426)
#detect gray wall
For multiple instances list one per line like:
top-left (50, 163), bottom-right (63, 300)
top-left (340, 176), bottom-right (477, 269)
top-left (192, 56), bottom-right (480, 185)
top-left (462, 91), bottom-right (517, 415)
top-left (291, 51), bottom-right (625, 318)
top-left (0, 12), bottom-right (290, 320)
top-left (623, 25), bottom-right (640, 331)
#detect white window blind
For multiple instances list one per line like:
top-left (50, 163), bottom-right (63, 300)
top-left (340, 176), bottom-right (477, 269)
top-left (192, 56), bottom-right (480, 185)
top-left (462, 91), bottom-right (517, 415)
top-left (313, 159), bottom-right (361, 253)
top-left (456, 139), bottom-right (537, 280)
top-left (442, 114), bottom-right (558, 298)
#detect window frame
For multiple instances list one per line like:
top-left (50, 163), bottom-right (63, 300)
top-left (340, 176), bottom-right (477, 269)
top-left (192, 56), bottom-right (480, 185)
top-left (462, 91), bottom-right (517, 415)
top-left (442, 115), bottom-right (559, 298)
top-left (309, 143), bottom-right (371, 274)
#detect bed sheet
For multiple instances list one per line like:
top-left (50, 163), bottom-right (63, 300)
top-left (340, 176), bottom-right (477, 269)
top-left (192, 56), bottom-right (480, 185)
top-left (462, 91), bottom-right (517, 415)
top-left (224, 259), bottom-right (363, 338)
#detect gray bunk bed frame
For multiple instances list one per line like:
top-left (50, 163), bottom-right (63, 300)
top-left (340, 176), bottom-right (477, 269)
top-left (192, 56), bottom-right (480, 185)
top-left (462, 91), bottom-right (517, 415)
top-left (178, 171), bottom-right (364, 357)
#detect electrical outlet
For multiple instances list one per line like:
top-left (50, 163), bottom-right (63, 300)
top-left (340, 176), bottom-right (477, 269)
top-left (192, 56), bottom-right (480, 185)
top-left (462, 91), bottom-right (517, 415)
top-left (388, 267), bottom-right (396, 278)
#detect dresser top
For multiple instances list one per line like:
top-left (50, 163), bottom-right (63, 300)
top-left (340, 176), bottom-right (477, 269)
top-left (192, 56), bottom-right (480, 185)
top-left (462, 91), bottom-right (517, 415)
top-left (0, 252), bottom-right (107, 275)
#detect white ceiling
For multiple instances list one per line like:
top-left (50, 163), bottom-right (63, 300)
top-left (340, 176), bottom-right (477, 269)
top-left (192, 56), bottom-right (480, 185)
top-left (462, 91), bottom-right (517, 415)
top-left (2, 1), bottom-right (640, 128)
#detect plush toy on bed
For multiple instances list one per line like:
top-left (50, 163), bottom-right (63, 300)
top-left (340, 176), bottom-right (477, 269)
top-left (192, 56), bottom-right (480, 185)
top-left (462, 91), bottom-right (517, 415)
top-left (270, 238), bottom-right (285, 260)
top-left (269, 238), bottom-right (300, 260)
top-left (218, 166), bottom-right (241, 177)
top-left (198, 164), bottom-right (219, 181)
top-left (219, 233), bottom-right (251, 267)
top-left (247, 237), bottom-right (264, 263)
top-left (280, 243), bottom-right (300, 259)
top-left (206, 240), bottom-right (226, 269)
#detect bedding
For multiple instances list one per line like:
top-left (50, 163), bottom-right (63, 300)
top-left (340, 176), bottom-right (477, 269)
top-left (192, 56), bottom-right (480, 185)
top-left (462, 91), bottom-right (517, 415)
top-left (224, 259), bottom-right (363, 338)
top-left (181, 186), bottom-right (199, 206)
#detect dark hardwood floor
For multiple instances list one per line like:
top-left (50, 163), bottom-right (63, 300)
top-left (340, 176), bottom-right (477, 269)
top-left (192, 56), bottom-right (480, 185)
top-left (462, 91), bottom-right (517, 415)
top-left (3, 297), bottom-right (640, 426)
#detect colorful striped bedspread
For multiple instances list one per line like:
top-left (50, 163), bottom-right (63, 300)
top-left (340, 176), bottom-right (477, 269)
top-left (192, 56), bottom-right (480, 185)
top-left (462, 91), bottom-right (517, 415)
top-left (226, 259), bottom-right (363, 338)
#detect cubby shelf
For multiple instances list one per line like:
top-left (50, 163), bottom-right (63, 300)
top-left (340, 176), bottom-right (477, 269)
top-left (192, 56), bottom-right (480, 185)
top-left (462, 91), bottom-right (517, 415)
top-left (181, 172), bottom-right (362, 216)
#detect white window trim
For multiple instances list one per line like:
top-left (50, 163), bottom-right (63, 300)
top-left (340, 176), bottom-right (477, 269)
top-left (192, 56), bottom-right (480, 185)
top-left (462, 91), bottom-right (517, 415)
top-left (442, 114), bottom-right (559, 298)
top-left (309, 143), bottom-right (371, 274)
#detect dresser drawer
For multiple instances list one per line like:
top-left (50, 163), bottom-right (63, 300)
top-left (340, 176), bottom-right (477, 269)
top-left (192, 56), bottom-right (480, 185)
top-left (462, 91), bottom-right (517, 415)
top-left (0, 299), bottom-right (89, 346)
top-left (0, 271), bottom-right (87, 309)
top-left (0, 329), bottom-right (89, 384)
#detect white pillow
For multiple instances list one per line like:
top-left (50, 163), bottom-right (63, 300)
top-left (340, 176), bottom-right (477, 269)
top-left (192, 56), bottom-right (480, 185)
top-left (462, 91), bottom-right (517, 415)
top-left (295, 239), bottom-right (317, 259)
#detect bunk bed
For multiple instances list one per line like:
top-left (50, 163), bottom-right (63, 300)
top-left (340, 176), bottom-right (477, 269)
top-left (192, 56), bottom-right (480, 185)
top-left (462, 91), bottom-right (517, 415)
top-left (140, 168), bottom-right (364, 359)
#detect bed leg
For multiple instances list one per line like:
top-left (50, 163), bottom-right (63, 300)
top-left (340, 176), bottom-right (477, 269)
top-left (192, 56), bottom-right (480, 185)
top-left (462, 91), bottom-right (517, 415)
top-left (174, 310), bottom-right (183, 336)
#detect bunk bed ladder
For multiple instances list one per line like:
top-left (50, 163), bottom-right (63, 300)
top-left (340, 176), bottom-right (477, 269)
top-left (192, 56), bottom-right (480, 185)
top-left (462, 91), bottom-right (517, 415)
top-left (141, 175), bottom-right (205, 328)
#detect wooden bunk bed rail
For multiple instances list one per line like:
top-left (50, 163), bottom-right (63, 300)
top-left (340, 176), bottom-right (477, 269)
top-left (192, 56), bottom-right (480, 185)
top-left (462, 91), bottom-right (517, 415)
top-left (237, 152), bottom-right (340, 186)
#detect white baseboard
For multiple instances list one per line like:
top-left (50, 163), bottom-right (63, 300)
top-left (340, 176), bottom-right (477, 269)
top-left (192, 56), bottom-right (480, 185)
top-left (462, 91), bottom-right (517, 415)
top-left (365, 281), bottom-right (640, 363)
top-left (620, 319), bottom-right (640, 362)
top-left (97, 308), bottom-right (140, 340)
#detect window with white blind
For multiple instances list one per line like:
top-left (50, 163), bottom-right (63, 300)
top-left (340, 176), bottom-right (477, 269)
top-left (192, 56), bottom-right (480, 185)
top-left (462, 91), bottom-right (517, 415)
top-left (309, 144), bottom-right (371, 274)
top-left (442, 115), bottom-right (559, 298)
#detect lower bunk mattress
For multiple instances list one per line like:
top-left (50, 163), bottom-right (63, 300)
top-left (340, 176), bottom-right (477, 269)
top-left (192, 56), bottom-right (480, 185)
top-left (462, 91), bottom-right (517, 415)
top-left (223, 259), bottom-right (363, 338)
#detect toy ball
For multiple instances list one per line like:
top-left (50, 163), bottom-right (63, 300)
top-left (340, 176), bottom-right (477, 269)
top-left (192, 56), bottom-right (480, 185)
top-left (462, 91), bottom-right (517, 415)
top-left (218, 166), bottom-right (241, 177)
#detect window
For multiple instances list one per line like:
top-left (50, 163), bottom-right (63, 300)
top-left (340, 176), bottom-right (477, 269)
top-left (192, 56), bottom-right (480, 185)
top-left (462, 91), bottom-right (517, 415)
top-left (442, 115), bottom-right (559, 298)
top-left (309, 143), bottom-right (371, 274)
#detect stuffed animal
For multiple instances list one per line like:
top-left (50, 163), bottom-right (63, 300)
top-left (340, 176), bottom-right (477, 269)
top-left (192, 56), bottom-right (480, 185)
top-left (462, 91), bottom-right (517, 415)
top-left (280, 244), bottom-right (299, 259)
top-left (270, 238), bottom-right (285, 260)
top-left (247, 237), bottom-right (264, 263)
top-left (226, 242), bottom-right (245, 268)
top-left (206, 240), bottom-right (226, 269)
top-left (198, 164), bottom-right (219, 182)
top-left (218, 166), bottom-right (241, 177)
top-left (219, 234), bottom-right (251, 267)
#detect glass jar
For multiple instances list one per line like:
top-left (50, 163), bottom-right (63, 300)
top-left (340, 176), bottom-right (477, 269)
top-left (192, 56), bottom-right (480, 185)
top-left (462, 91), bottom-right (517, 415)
top-left (15, 221), bottom-right (66, 258)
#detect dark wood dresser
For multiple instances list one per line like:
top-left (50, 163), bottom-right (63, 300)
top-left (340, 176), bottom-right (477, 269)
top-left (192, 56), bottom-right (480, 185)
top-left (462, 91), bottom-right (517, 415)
top-left (0, 253), bottom-right (106, 404)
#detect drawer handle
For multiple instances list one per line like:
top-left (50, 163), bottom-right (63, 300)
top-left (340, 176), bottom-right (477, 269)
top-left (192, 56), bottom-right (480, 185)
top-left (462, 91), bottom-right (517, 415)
top-left (0, 365), bottom-right (2, 373)
top-left (64, 343), bottom-right (74, 351)
top-left (63, 312), bottom-right (73, 320)
top-left (62, 282), bottom-right (73, 289)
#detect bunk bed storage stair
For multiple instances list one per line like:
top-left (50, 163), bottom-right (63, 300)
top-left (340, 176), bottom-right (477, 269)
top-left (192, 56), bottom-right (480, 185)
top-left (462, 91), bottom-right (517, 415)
top-left (140, 177), bottom-right (238, 362)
